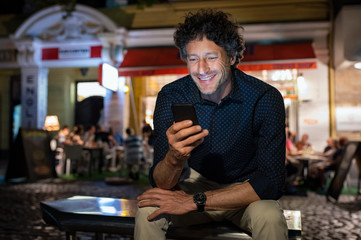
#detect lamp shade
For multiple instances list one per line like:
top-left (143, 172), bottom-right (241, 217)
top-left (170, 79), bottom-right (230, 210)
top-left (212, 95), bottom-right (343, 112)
top-left (44, 115), bottom-right (60, 131)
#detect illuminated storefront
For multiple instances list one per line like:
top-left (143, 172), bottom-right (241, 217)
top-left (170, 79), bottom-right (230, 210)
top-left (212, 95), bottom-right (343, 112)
top-left (0, 3), bottom-right (334, 156)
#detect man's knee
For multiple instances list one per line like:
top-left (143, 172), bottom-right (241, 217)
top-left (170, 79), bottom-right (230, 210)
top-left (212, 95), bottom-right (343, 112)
top-left (243, 200), bottom-right (287, 240)
top-left (136, 206), bottom-right (165, 228)
top-left (247, 200), bottom-right (287, 228)
top-left (136, 206), bottom-right (153, 222)
top-left (135, 206), bottom-right (170, 240)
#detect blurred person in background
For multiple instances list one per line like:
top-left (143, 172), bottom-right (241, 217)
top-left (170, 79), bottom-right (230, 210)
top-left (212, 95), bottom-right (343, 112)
top-left (285, 129), bottom-right (303, 188)
top-left (67, 124), bottom-right (84, 145)
top-left (124, 127), bottom-right (144, 180)
top-left (142, 124), bottom-right (155, 169)
top-left (56, 125), bottom-right (70, 147)
top-left (83, 125), bottom-right (97, 148)
top-left (322, 137), bottom-right (338, 158)
top-left (295, 133), bottom-right (312, 152)
top-left (309, 136), bottom-right (348, 192)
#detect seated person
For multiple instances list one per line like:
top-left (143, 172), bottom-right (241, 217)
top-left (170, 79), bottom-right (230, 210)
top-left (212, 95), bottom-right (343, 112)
top-left (56, 125), bottom-right (70, 147)
top-left (95, 125), bottom-right (110, 145)
top-left (83, 125), bottom-right (97, 148)
top-left (135, 9), bottom-right (288, 240)
top-left (322, 137), bottom-right (338, 158)
top-left (285, 130), bottom-right (303, 185)
top-left (142, 124), bottom-right (154, 168)
top-left (285, 152), bottom-right (300, 193)
top-left (67, 124), bottom-right (84, 146)
top-left (295, 133), bottom-right (312, 151)
top-left (325, 137), bottom-right (348, 171)
top-left (309, 136), bottom-right (348, 190)
top-left (124, 127), bottom-right (144, 180)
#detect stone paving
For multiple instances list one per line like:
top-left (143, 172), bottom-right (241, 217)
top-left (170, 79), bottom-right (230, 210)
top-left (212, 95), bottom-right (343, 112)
top-left (0, 178), bottom-right (360, 240)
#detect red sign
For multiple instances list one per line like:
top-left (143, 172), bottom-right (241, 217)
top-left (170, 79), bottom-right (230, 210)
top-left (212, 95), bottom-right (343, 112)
top-left (42, 46), bottom-right (102, 60)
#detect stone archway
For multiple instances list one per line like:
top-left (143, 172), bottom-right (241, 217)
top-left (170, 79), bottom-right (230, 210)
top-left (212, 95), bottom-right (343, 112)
top-left (11, 4), bottom-right (125, 130)
top-left (13, 4), bottom-right (118, 40)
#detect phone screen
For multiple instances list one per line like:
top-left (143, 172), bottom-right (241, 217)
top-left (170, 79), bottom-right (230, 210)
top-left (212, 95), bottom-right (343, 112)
top-left (171, 103), bottom-right (199, 125)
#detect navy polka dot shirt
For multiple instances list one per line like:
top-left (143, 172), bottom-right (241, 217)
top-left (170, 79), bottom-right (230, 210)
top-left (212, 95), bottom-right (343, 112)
top-left (149, 68), bottom-right (286, 200)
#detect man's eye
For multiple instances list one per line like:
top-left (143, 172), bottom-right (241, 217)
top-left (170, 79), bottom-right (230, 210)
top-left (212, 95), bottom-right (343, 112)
top-left (188, 58), bottom-right (198, 62)
top-left (208, 57), bottom-right (217, 61)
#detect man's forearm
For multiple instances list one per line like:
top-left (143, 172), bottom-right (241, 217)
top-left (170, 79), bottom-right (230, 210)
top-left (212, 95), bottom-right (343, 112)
top-left (204, 182), bottom-right (261, 211)
top-left (153, 151), bottom-right (186, 189)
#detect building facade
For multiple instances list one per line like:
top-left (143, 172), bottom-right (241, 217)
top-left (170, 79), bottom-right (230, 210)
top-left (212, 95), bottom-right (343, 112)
top-left (0, 0), bottom-right (360, 161)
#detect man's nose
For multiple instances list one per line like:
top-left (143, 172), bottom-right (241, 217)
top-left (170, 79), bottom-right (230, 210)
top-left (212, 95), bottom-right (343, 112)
top-left (198, 58), bottom-right (209, 75)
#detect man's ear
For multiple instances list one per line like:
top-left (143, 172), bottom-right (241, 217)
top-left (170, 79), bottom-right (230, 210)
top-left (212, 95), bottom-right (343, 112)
top-left (230, 56), bottom-right (236, 65)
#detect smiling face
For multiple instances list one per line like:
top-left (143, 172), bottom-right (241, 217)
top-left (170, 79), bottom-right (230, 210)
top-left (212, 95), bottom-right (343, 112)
top-left (186, 36), bottom-right (235, 102)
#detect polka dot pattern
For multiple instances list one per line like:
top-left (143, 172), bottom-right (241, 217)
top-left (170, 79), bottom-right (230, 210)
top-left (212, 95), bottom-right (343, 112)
top-left (149, 69), bottom-right (286, 200)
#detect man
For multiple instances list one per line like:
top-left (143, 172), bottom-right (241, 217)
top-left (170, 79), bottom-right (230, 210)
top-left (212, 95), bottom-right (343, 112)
top-left (135, 9), bottom-right (288, 240)
top-left (295, 133), bottom-right (311, 151)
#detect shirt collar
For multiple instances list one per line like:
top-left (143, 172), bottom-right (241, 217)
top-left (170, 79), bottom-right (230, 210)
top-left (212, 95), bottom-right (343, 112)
top-left (220, 68), bottom-right (244, 104)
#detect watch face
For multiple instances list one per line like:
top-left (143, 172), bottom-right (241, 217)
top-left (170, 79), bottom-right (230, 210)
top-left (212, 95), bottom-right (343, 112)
top-left (194, 192), bottom-right (207, 204)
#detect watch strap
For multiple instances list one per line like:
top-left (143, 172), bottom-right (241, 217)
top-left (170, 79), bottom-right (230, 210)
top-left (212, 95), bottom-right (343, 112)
top-left (193, 192), bottom-right (207, 212)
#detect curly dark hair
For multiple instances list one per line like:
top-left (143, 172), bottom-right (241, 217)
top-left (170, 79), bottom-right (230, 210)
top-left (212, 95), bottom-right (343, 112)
top-left (174, 8), bottom-right (245, 68)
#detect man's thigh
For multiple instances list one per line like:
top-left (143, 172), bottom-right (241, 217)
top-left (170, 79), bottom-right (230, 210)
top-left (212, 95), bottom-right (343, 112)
top-left (229, 200), bottom-right (287, 236)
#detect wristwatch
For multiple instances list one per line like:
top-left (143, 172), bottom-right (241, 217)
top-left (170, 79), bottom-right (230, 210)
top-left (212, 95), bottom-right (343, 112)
top-left (193, 192), bottom-right (207, 212)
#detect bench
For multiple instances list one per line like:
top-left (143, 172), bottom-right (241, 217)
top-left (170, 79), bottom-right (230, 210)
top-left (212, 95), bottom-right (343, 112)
top-left (40, 195), bottom-right (302, 240)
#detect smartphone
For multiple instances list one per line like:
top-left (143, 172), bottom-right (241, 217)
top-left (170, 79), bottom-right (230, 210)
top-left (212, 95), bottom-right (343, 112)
top-left (171, 103), bottom-right (199, 125)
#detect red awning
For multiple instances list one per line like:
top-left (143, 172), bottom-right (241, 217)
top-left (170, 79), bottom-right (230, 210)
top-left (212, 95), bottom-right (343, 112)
top-left (243, 42), bottom-right (315, 61)
top-left (118, 47), bottom-right (187, 76)
top-left (118, 42), bottom-right (316, 76)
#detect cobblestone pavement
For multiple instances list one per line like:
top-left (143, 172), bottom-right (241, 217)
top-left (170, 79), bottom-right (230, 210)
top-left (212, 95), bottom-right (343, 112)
top-left (0, 178), bottom-right (360, 240)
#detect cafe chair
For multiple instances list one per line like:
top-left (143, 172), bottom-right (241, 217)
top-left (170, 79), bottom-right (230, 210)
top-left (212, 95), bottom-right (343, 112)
top-left (124, 136), bottom-right (144, 180)
top-left (326, 141), bottom-right (361, 202)
top-left (63, 144), bottom-right (84, 176)
top-left (54, 147), bottom-right (65, 175)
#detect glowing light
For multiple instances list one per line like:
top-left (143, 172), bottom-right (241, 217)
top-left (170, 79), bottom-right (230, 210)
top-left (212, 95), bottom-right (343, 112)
top-left (354, 62), bottom-right (361, 69)
top-left (100, 206), bottom-right (117, 214)
top-left (77, 82), bottom-right (106, 101)
top-left (44, 115), bottom-right (60, 131)
top-left (297, 74), bottom-right (306, 92)
top-left (99, 198), bottom-right (115, 204)
top-left (271, 70), bottom-right (293, 81)
top-left (99, 63), bottom-right (119, 91)
top-left (261, 70), bottom-right (268, 81)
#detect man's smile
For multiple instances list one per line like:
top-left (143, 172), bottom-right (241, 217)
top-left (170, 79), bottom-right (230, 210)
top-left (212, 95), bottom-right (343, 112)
top-left (199, 74), bottom-right (216, 81)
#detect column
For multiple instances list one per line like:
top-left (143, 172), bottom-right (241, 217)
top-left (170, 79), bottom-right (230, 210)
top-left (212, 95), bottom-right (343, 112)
top-left (103, 77), bottom-right (126, 135)
top-left (20, 67), bottom-right (49, 129)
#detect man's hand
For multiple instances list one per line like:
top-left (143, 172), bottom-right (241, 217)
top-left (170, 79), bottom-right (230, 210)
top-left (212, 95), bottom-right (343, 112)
top-left (167, 120), bottom-right (209, 163)
top-left (137, 188), bottom-right (195, 221)
top-left (152, 121), bottom-right (208, 190)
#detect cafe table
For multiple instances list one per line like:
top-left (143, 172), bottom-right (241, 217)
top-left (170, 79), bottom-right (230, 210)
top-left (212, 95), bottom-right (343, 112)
top-left (295, 153), bottom-right (328, 179)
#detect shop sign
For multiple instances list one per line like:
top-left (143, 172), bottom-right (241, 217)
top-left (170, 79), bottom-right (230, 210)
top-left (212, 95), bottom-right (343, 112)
top-left (42, 46), bottom-right (102, 60)
top-left (59, 46), bottom-right (90, 59)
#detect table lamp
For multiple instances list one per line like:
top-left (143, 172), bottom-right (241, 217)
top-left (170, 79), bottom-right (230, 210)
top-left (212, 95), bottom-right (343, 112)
top-left (44, 115), bottom-right (60, 131)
